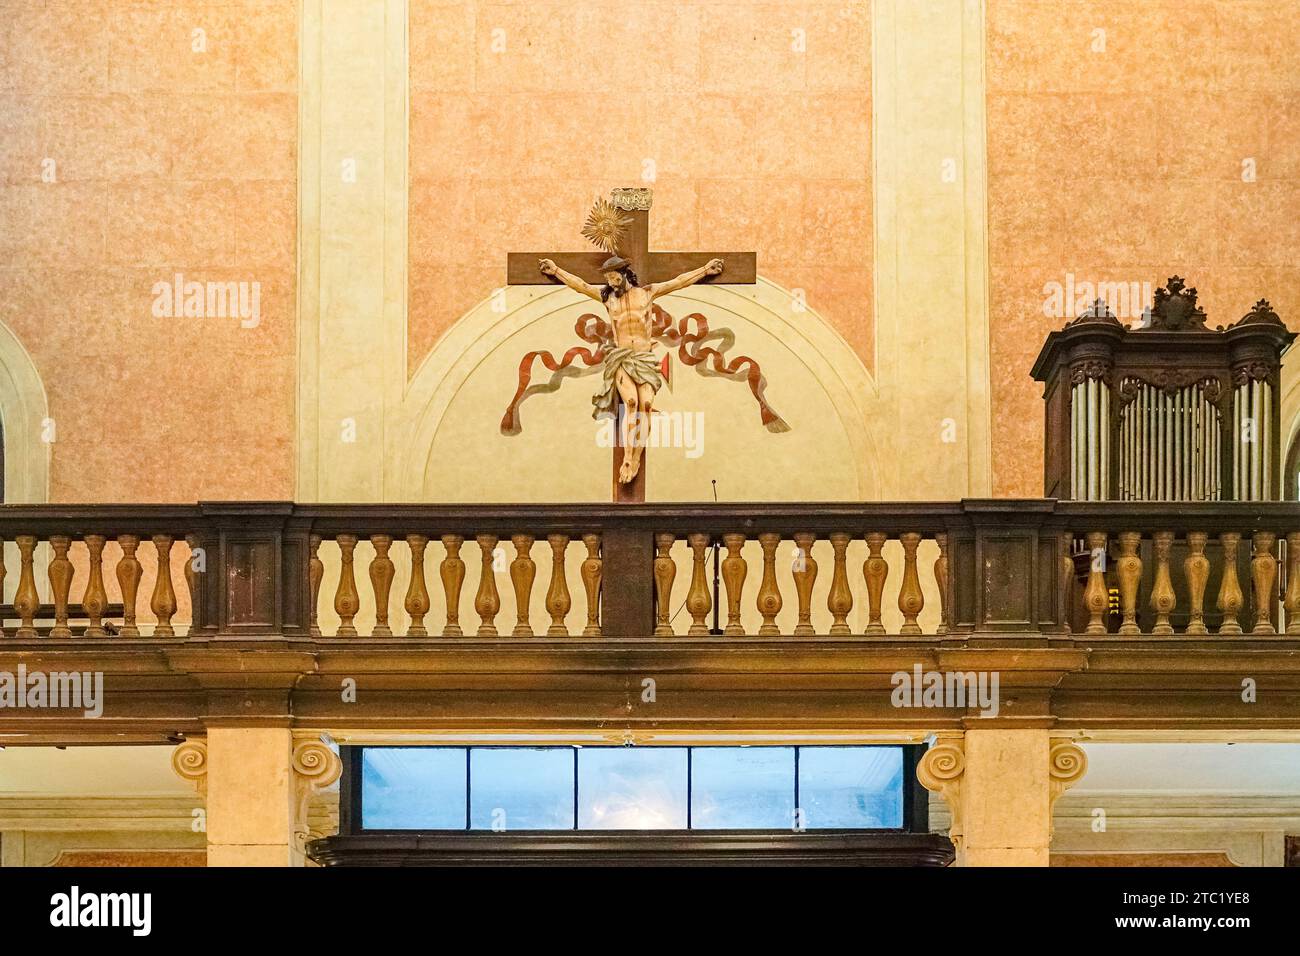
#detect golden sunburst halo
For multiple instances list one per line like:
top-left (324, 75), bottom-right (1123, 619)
top-left (581, 197), bottom-right (632, 254)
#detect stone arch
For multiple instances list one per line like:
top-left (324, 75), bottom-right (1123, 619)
top-left (1282, 361), bottom-right (1300, 499)
top-left (395, 279), bottom-right (882, 502)
top-left (0, 320), bottom-right (50, 503)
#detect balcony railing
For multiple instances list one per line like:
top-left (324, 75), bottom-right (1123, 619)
top-left (0, 501), bottom-right (1296, 642)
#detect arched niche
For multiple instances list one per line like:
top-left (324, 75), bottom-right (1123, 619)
top-left (396, 279), bottom-right (881, 503)
top-left (1283, 361), bottom-right (1300, 499)
top-left (0, 320), bottom-right (50, 504)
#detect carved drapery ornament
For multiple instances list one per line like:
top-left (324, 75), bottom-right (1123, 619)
top-left (1231, 361), bottom-right (1274, 387)
top-left (1068, 359), bottom-right (1111, 387)
top-left (1117, 372), bottom-right (1225, 407)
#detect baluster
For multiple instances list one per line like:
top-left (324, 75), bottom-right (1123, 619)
top-left (475, 534), bottom-right (500, 636)
top-left (862, 532), bottom-right (888, 635)
top-left (685, 533), bottom-right (712, 637)
top-left (827, 532), bottom-right (852, 636)
top-left (791, 532), bottom-right (817, 636)
top-left (721, 533), bottom-right (747, 636)
top-left (580, 534), bottom-right (602, 637)
top-left (1149, 531), bottom-right (1175, 635)
top-left (369, 535), bottom-right (395, 637)
top-left (404, 534), bottom-right (430, 637)
top-left (48, 535), bottom-right (74, 639)
top-left (653, 533), bottom-right (676, 637)
top-left (545, 534), bottom-right (570, 636)
top-left (1083, 531), bottom-right (1108, 635)
top-left (151, 534), bottom-right (176, 638)
top-left (1060, 533), bottom-right (1074, 635)
top-left (0, 537), bottom-right (6, 637)
top-left (308, 534), bottom-right (323, 638)
top-left (1184, 531), bottom-right (1210, 635)
top-left (934, 532), bottom-right (949, 636)
top-left (510, 534), bottom-right (536, 637)
top-left (1216, 532), bottom-right (1244, 635)
top-left (1251, 530), bottom-right (1277, 635)
top-left (116, 534), bottom-right (142, 638)
top-left (1115, 531), bottom-right (1142, 635)
top-left (13, 535), bottom-right (38, 638)
top-left (756, 532), bottom-right (782, 636)
top-left (83, 534), bottom-right (108, 638)
top-left (334, 533), bottom-right (359, 637)
top-left (183, 534), bottom-right (201, 636)
top-left (440, 534), bottom-right (465, 637)
top-left (1286, 532), bottom-right (1300, 636)
top-left (898, 532), bottom-right (924, 635)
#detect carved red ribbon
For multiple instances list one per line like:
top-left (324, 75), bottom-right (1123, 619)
top-left (499, 315), bottom-right (611, 433)
top-left (501, 307), bottom-right (787, 433)
top-left (652, 305), bottom-right (787, 430)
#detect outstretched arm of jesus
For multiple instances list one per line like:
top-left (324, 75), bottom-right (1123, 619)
top-left (539, 258), bottom-right (601, 300)
top-left (649, 258), bottom-right (724, 299)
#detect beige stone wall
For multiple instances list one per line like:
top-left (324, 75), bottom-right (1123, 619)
top-left (407, 0), bottom-right (874, 377)
top-left (0, 0), bottom-right (298, 501)
top-left (986, 0), bottom-right (1300, 497)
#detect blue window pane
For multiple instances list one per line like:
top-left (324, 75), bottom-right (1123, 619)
top-left (691, 747), bottom-right (795, 829)
top-left (361, 748), bottom-right (466, 830)
top-left (470, 748), bottom-right (574, 830)
top-left (578, 748), bottom-right (688, 830)
top-left (798, 747), bottom-right (904, 829)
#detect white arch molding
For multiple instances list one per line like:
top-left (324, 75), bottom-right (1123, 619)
top-left (0, 320), bottom-right (50, 503)
top-left (1280, 360), bottom-right (1300, 499)
top-left (393, 279), bottom-right (883, 503)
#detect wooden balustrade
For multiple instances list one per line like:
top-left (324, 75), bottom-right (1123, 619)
top-left (0, 501), bottom-right (1294, 641)
top-left (1067, 524), bottom-right (1290, 637)
top-left (0, 517), bottom-right (201, 638)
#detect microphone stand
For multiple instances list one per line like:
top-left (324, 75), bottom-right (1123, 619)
top-left (709, 479), bottom-right (723, 635)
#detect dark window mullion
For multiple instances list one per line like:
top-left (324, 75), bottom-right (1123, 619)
top-left (686, 747), bottom-right (693, 830)
top-left (464, 748), bottom-right (471, 830)
top-left (794, 746), bottom-right (801, 827)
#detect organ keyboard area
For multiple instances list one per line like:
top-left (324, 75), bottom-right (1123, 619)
top-left (1033, 276), bottom-right (1294, 503)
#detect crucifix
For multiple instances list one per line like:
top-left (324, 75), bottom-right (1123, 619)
top-left (503, 187), bottom-right (763, 503)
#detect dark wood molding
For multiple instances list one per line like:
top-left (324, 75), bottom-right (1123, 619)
top-left (307, 831), bottom-right (954, 867)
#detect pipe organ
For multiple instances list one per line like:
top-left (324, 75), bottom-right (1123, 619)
top-left (1033, 277), bottom-right (1295, 502)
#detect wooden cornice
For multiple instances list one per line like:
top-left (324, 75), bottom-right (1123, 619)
top-left (1, 638), bottom-right (1299, 741)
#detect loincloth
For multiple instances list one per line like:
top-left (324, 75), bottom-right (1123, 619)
top-left (591, 347), bottom-right (663, 418)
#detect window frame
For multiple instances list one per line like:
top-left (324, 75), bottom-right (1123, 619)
top-left (343, 744), bottom-right (925, 836)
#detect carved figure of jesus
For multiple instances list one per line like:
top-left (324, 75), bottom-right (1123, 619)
top-left (539, 254), bottom-right (724, 483)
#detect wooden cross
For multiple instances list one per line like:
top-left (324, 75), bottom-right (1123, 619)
top-left (506, 187), bottom-right (757, 503)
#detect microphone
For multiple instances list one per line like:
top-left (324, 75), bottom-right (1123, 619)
top-left (710, 479), bottom-right (722, 635)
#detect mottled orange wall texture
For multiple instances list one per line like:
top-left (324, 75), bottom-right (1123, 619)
top-left (986, 0), bottom-right (1300, 497)
top-left (408, 0), bottom-right (873, 376)
top-left (0, 0), bottom-right (297, 502)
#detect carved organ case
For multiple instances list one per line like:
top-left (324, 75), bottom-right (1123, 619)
top-left (1032, 277), bottom-right (1295, 502)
